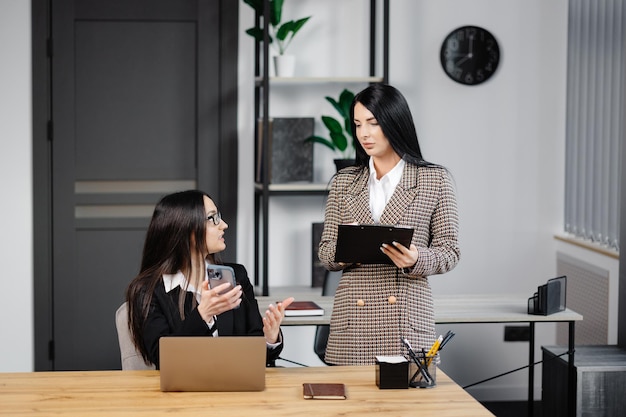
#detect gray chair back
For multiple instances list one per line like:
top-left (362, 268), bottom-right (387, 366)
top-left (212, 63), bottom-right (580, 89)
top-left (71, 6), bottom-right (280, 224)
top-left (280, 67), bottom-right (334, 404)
top-left (115, 302), bottom-right (156, 370)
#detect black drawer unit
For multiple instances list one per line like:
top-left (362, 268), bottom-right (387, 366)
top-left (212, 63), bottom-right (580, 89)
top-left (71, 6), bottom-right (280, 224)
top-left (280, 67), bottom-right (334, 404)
top-left (542, 345), bottom-right (626, 417)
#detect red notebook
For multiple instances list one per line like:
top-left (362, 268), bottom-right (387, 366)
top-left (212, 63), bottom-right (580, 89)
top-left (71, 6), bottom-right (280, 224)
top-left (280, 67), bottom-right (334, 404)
top-left (284, 300), bottom-right (324, 317)
top-left (303, 383), bottom-right (347, 400)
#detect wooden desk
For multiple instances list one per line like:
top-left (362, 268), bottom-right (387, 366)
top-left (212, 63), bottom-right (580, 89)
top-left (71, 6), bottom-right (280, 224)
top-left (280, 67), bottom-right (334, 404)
top-left (0, 366), bottom-right (493, 416)
top-left (258, 291), bottom-right (583, 417)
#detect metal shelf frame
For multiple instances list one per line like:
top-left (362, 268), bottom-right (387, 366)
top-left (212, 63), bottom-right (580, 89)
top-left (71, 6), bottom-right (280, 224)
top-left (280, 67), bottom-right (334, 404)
top-left (253, 0), bottom-right (389, 295)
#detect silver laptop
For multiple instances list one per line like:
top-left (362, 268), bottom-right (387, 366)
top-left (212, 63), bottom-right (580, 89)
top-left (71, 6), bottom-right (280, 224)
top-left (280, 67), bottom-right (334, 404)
top-left (159, 336), bottom-right (266, 392)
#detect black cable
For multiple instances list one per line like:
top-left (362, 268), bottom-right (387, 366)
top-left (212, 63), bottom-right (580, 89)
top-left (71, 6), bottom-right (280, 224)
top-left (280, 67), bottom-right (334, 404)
top-left (461, 349), bottom-right (574, 389)
top-left (279, 349), bottom-right (574, 385)
top-left (276, 357), bottom-right (309, 367)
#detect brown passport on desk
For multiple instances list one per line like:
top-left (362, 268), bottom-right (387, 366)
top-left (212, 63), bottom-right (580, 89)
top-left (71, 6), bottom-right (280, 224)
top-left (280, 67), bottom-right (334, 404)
top-left (284, 300), bottom-right (324, 317)
top-left (303, 383), bottom-right (347, 400)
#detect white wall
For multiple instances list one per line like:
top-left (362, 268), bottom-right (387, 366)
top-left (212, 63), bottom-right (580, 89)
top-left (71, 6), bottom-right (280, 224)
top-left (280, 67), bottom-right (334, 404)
top-left (0, 0), bottom-right (33, 371)
top-left (238, 0), bottom-right (571, 400)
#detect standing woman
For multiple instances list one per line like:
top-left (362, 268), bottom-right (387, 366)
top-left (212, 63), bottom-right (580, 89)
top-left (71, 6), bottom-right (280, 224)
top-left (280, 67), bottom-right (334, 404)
top-left (318, 84), bottom-right (460, 365)
top-left (126, 190), bottom-right (293, 368)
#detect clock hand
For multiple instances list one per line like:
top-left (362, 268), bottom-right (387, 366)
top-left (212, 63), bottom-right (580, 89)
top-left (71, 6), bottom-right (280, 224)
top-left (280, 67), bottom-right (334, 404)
top-left (444, 50), bottom-right (465, 59)
top-left (454, 36), bottom-right (475, 67)
top-left (455, 54), bottom-right (471, 66)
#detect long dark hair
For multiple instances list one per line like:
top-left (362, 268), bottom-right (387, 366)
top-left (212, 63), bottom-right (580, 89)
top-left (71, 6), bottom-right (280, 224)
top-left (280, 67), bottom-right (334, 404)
top-left (350, 83), bottom-right (434, 168)
top-left (126, 190), bottom-right (215, 363)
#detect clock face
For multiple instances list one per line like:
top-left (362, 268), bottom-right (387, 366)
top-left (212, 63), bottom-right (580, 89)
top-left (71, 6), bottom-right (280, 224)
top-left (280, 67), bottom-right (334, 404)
top-left (440, 26), bottom-right (500, 86)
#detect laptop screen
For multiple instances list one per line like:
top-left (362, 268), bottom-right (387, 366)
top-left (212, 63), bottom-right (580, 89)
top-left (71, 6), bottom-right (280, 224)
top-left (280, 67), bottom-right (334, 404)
top-left (159, 336), bottom-right (266, 392)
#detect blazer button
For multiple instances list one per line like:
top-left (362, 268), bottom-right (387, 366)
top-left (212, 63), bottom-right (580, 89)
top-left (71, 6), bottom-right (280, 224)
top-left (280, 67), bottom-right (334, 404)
top-left (388, 295), bottom-right (397, 305)
top-left (356, 299), bottom-right (365, 307)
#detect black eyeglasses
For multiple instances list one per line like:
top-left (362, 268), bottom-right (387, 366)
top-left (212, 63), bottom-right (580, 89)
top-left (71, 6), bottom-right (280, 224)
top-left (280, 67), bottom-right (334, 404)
top-left (206, 211), bottom-right (222, 226)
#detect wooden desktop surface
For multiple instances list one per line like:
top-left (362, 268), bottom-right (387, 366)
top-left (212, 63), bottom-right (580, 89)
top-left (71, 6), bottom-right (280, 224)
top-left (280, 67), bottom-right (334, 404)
top-left (257, 290), bottom-right (583, 326)
top-left (257, 290), bottom-right (581, 417)
top-left (0, 366), bottom-right (493, 416)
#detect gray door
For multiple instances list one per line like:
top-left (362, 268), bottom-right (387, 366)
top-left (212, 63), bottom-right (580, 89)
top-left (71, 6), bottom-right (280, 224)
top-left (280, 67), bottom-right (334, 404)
top-left (43, 0), bottom-right (238, 370)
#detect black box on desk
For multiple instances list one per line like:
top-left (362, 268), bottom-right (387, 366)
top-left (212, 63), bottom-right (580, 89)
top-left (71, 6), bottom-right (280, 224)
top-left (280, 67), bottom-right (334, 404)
top-left (528, 276), bottom-right (566, 315)
top-left (375, 357), bottom-right (408, 389)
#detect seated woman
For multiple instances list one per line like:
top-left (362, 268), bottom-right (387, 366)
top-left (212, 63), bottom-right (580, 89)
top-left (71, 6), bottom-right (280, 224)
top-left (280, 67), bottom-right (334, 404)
top-left (126, 189), bottom-right (293, 368)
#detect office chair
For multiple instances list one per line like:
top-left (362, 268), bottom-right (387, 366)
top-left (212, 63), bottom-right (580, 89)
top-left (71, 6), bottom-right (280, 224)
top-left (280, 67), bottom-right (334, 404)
top-left (115, 302), bottom-right (155, 370)
top-left (313, 270), bottom-right (341, 365)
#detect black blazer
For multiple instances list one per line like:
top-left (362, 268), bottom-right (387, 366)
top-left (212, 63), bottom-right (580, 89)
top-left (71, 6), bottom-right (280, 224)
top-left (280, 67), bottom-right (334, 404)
top-left (142, 263), bottom-right (282, 368)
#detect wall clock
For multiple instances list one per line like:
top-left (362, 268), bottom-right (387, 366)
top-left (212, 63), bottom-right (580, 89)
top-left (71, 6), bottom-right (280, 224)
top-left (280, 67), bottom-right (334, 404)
top-left (440, 26), bottom-right (500, 86)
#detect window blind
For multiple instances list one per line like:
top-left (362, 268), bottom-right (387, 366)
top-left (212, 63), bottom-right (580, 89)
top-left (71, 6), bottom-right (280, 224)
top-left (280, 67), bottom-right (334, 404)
top-left (564, 0), bottom-right (624, 251)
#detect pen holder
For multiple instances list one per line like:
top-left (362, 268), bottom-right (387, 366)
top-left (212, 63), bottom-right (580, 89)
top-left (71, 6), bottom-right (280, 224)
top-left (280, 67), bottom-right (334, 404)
top-left (408, 353), bottom-right (437, 389)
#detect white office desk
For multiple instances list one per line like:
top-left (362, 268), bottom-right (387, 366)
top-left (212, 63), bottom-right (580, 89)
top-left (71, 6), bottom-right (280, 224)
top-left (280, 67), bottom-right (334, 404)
top-left (257, 290), bottom-right (581, 326)
top-left (257, 289), bottom-right (582, 417)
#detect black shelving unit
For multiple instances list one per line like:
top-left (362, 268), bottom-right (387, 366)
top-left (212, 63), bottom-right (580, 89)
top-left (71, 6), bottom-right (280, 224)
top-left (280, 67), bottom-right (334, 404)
top-left (254, 0), bottom-right (389, 296)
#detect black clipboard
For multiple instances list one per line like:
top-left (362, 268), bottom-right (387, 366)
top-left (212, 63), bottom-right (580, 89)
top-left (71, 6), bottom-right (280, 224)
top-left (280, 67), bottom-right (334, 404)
top-left (334, 224), bottom-right (414, 264)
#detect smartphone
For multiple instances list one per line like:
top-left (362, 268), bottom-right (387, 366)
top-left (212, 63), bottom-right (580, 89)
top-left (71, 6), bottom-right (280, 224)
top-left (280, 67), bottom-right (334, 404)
top-left (205, 264), bottom-right (236, 294)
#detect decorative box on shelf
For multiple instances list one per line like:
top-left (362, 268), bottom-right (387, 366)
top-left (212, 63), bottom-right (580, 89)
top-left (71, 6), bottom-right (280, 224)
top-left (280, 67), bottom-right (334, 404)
top-left (256, 117), bottom-right (314, 184)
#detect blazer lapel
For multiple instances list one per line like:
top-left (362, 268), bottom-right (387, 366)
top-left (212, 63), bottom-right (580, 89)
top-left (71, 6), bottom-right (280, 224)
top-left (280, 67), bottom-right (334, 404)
top-left (344, 168), bottom-right (374, 224)
top-left (379, 163), bottom-right (419, 225)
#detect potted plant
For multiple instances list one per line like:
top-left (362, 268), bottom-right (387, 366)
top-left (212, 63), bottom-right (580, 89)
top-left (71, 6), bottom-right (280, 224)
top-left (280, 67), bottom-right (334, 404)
top-left (305, 88), bottom-right (356, 171)
top-left (244, 0), bottom-right (311, 76)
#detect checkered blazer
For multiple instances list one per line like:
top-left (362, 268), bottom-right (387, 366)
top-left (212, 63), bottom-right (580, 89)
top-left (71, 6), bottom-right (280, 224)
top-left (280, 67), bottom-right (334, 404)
top-left (319, 162), bottom-right (460, 365)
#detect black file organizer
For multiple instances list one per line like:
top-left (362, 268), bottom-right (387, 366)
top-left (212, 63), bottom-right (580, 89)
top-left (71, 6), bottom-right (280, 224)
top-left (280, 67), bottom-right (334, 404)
top-left (528, 276), bottom-right (567, 315)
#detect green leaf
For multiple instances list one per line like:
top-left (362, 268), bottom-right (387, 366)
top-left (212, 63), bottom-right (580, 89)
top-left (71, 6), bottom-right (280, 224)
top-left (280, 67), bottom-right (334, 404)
top-left (325, 96), bottom-right (343, 117)
top-left (244, 1), bottom-right (309, 55)
top-left (304, 135), bottom-right (336, 151)
top-left (321, 116), bottom-right (343, 135)
top-left (344, 118), bottom-right (352, 135)
top-left (245, 27), bottom-right (264, 42)
top-left (310, 90), bottom-right (357, 155)
top-left (275, 17), bottom-right (310, 42)
top-left (271, 0), bottom-right (283, 26)
top-left (329, 132), bottom-right (348, 151)
top-left (289, 16), bottom-right (311, 37)
top-left (324, 90), bottom-right (354, 138)
top-left (338, 89), bottom-right (354, 119)
top-left (275, 21), bottom-right (295, 41)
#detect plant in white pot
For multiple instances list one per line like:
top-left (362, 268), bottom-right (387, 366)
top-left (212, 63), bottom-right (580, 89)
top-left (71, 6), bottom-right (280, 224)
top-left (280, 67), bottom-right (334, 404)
top-left (244, 0), bottom-right (311, 77)
top-left (305, 89), bottom-right (357, 171)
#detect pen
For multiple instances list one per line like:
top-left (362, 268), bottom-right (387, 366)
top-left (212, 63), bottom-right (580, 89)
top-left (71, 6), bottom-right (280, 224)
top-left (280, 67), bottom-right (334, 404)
top-left (402, 338), bottom-right (422, 366)
top-left (440, 331), bottom-right (455, 350)
top-left (425, 335), bottom-right (443, 366)
top-left (401, 338), bottom-right (431, 385)
top-left (419, 347), bottom-right (434, 384)
top-left (426, 335), bottom-right (443, 358)
top-left (438, 331), bottom-right (451, 350)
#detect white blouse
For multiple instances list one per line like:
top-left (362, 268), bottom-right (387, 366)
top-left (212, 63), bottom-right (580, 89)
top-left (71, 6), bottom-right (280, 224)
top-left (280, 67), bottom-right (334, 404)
top-left (368, 157), bottom-right (405, 223)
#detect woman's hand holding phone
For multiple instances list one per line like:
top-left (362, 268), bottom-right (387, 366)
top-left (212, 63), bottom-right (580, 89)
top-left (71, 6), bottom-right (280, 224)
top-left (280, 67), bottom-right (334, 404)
top-left (197, 279), bottom-right (242, 322)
